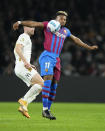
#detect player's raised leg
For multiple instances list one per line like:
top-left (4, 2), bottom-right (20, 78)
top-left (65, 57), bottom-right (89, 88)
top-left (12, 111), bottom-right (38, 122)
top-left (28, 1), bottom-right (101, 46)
top-left (22, 72), bottom-right (43, 105)
top-left (18, 71), bottom-right (44, 118)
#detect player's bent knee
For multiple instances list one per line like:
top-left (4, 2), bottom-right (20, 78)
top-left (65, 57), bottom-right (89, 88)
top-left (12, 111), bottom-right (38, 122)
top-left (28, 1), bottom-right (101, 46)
top-left (31, 80), bottom-right (44, 88)
top-left (36, 78), bottom-right (44, 87)
top-left (38, 81), bottom-right (44, 87)
top-left (37, 84), bottom-right (42, 92)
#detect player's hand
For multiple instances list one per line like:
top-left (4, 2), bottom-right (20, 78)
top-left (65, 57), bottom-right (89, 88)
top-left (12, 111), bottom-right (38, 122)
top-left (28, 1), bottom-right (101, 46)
top-left (13, 22), bottom-right (19, 30)
top-left (24, 61), bottom-right (32, 70)
top-left (90, 45), bottom-right (98, 50)
top-left (31, 64), bottom-right (37, 70)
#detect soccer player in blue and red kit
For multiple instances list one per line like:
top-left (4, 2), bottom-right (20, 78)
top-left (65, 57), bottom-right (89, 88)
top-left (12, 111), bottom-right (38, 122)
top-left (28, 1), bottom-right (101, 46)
top-left (13, 11), bottom-right (98, 120)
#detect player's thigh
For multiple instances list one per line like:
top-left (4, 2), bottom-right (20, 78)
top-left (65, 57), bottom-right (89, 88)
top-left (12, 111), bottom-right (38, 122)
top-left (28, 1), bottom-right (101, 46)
top-left (31, 72), bottom-right (44, 86)
top-left (39, 56), bottom-right (56, 76)
top-left (53, 67), bottom-right (61, 81)
top-left (15, 65), bottom-right (38, 87)
top-left (53, 58), bottom-right (61, 81)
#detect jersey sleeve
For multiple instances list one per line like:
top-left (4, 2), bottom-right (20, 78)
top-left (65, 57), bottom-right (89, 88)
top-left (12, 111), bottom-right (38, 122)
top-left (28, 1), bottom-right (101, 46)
top-left (42, 21), bottom-right (48, 29)
top-left (16, 34), bottom-right (27, 46)
top-left (66, 28), bottom-right (71, 37)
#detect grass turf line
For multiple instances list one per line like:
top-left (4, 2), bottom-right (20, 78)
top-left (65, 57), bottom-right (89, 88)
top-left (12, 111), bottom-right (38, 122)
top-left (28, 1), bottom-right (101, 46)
top-left (0, 102), bottom-right (105, 131)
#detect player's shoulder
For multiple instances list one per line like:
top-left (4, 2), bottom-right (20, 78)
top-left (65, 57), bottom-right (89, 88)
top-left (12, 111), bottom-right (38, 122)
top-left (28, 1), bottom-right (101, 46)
top-left (63, 27), bottom-right (71, 37)
top-left (18, 33), bottom-right (30, 41)
top-left (16, 33), bottom-right (30, 44)
top-left (63, 27), bottom-right (70, 32)
top-left (19, 33), bottom-right (29, 38)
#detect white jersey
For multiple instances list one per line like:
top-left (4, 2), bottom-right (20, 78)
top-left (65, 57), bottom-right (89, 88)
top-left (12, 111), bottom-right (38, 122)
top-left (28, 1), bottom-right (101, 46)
top-left (14, 33), bottom-right (32, 65)
top-left (14, 33), bottom-right (38, 87)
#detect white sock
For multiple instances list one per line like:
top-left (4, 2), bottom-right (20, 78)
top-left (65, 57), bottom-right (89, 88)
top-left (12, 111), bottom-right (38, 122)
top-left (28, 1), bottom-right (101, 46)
top-left (43, 107), bottom-right (48, 111)
top-left (23, 84), bottom-right (42, 103)
top-left (27, 95), bottom-right (36, 104)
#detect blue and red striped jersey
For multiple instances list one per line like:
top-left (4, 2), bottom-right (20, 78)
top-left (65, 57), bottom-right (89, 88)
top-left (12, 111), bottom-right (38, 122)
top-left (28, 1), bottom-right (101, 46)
top-left (43, 21), bottom-right (71, 56)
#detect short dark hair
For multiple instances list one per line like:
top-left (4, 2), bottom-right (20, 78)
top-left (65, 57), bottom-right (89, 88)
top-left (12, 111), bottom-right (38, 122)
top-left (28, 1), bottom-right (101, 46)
top-left (56, 11), bottom-right (68, 17)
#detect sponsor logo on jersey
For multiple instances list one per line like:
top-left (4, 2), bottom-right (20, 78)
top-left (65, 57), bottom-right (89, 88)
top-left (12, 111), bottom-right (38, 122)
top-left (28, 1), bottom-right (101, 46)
top-left (54, 32), bottom-right (66, 38)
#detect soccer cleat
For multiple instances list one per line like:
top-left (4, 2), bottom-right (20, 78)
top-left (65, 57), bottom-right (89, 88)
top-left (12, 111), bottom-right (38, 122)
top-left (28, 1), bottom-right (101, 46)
top-left (18, 106), bottom-right (30, 118)
top-left (42, 110), bottom-right (50, 119)
top-left (49, 111), bottom-right (56, 120)
top-left (18, 98), bottom-right (28, 111)
top-left (42, 110), bottom-right (56, 120)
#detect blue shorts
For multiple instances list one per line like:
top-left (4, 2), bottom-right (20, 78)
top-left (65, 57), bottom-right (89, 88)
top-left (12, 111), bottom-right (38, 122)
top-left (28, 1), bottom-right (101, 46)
top-left (39, 50), bottom-right (61, 80)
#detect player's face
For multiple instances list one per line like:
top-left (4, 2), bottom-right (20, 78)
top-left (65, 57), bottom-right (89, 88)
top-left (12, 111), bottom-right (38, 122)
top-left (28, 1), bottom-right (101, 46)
top-left (28, 28), bottom-right (35, 35)
top-left (56, 15), bottom-right (67, 26)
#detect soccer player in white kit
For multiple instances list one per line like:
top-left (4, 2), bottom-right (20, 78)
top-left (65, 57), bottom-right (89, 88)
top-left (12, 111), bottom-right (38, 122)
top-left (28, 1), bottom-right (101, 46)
top-left (14, 26), bottom-right (44, 118)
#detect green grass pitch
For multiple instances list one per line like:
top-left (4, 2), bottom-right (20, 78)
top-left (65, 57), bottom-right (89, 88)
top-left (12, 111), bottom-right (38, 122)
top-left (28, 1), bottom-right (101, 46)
top-left (0, 102), bottom-right (105, 131)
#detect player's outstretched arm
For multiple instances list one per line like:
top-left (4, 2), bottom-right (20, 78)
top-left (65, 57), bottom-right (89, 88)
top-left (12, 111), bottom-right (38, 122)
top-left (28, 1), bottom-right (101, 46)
top-left (13, 21), bottom-right (44, 30)
top-left (70, 35), bottom-right (98, 50)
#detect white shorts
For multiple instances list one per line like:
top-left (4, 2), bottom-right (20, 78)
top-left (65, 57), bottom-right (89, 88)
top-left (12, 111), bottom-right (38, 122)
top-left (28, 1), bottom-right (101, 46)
top-left (14, 63), bottom-right (37, 87)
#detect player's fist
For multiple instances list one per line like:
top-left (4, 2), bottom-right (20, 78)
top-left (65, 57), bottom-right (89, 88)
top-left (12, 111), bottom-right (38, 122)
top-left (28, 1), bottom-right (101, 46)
top-left (13, 22), bottom-right (19, 30)
top-left (90, 45), bottom-right (98, 50)
top-left (31, 64), bottom-right (37, 70)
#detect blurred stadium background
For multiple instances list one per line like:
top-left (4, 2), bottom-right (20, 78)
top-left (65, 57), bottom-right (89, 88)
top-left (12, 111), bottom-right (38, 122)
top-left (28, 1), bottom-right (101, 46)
top-left (1, 0), bottom-right (105, 131)
top-left (1, 0), bottom-right (105, 76)
top-left (0, 0), bottom-right (105, 102)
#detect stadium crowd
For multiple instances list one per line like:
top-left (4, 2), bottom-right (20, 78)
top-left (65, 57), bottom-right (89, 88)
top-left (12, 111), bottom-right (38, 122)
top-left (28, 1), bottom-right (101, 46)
top-left (0, 0), bottom-right (105, 76)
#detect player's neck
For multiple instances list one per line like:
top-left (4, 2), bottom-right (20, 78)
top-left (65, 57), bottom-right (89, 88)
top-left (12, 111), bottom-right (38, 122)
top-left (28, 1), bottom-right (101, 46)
top-left (24, 32), bottom-right (31, 37)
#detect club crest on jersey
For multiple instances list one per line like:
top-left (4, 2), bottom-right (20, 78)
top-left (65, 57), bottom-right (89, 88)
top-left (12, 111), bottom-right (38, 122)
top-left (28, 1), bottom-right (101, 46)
top-left (20, 38), bottom-right (24, 42)
top-left (64, 30), bottom-right (67, 34)
top-left (45, 68), bottom-right (48, 72)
